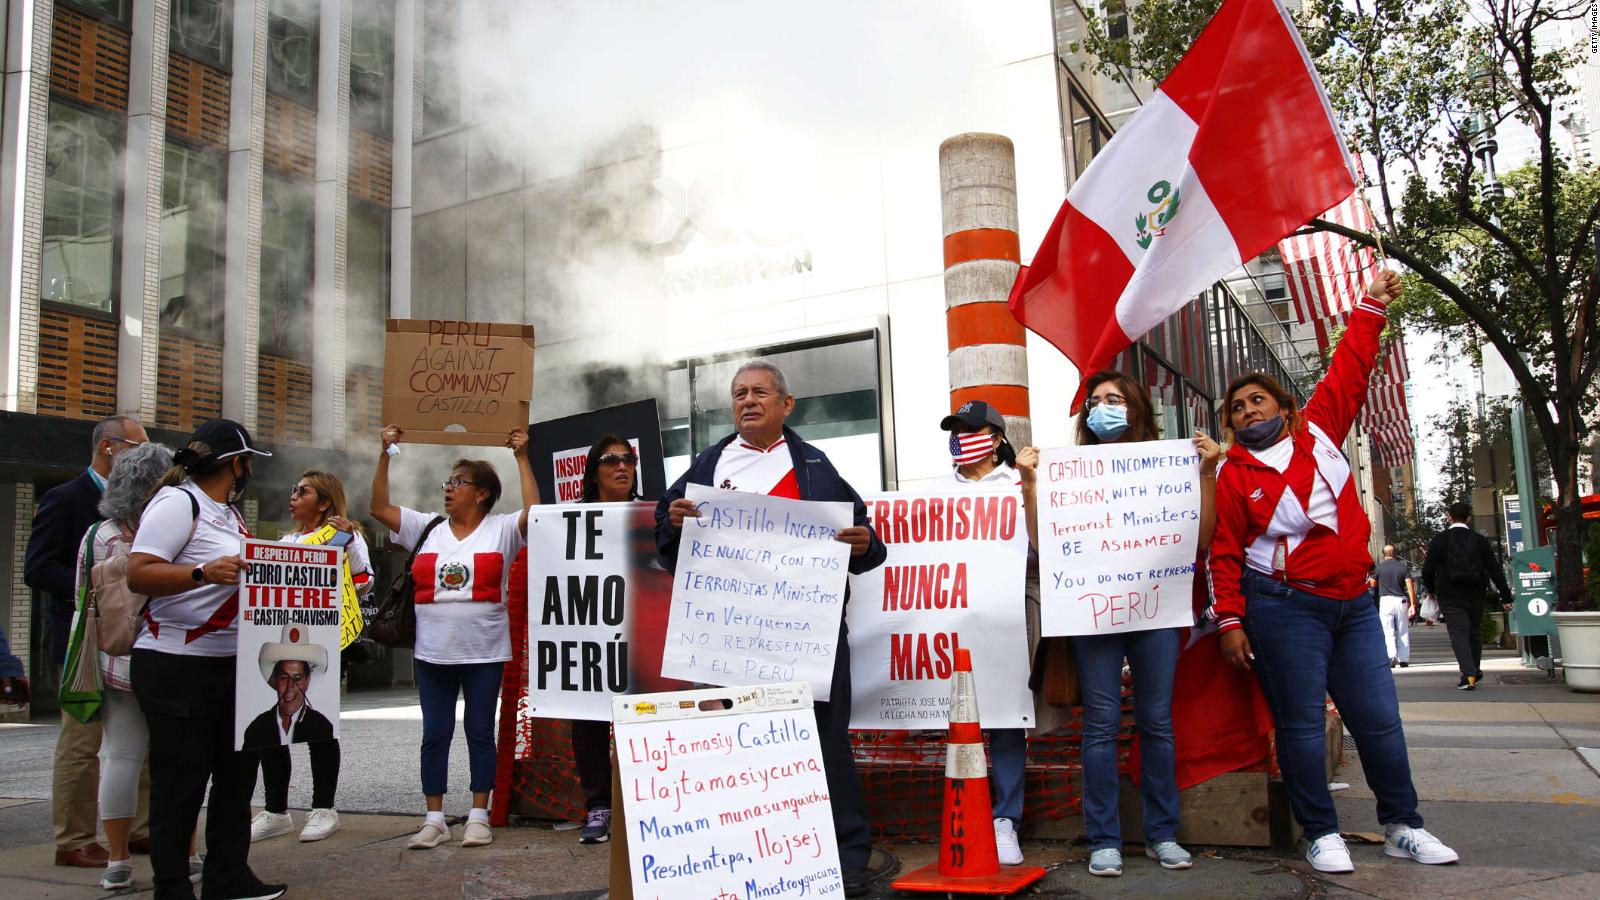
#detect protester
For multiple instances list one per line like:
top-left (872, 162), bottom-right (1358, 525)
top-left (124, 418), bottom-right (283, 900)
top-left (72, 442), bottom-right (178, 890)
top-left (565, 434), bottom-right (642, 845)
top-left (1421, 502), bottom-right (1514, 690)
top-left (371, 424), bottom-right (539, 851)
top-left (1212, 272), bottom-right (1459, 874)
top-left (1030, 372), bottom-right (1217, 877)
top-left (250, 471), bottom-right (373, 844)
top-left (936, 400), bottom-right (1041, 866)
top-left (1374, 545), bottom-right (1416, 668)
top-left (655, 360), bottom-right (887, 899)
top-left (25, 414), bottom-right (151, 868)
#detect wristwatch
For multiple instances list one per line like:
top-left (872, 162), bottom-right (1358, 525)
top-left (191, 564), bottom-right (206, 583)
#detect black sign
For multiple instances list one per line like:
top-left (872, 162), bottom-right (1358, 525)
top-left (528, 399), bottom-right (666, 505)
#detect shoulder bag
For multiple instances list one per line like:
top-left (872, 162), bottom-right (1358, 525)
top-left (368, 516), bottom-right (447, 648)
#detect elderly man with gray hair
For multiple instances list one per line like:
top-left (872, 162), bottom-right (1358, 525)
top-left (655, 359), bottom-right (887, 898)
top-left (26, 414), bottom-right (151, 867)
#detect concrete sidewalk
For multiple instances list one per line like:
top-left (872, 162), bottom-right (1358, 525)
top-left (1, 627), bottom-right (1594, 898)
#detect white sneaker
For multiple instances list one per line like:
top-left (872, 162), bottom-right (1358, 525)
top-left (461, 819), bottom-right (494, 847)
top-left (992, 817), bottom-right (1022, 865)
top-left (300, 808), bottom-right (341, 842)
top-left (407, 820), bottom-right (451, 849)
top-left (1384, 825), bottom-right (1459, 864)
top-left (249, 810), bottom-right (294, 843)
top-left (1306, 833), bottom-right (1354, 873)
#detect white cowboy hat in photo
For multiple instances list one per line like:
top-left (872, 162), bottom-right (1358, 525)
top-left (257, 620), bottom-right (328, 683)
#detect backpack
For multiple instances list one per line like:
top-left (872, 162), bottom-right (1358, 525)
top-left (1440, 529), bottom-right (1487, 586)
top-left (91, 489), bottom-right (203, 656)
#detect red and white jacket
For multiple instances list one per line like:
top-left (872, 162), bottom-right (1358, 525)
top-left (1209, 295), bottom-right (1388, 633)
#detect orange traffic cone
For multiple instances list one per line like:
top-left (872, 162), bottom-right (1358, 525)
top-left (892, 648), bottom-right (1047, 895)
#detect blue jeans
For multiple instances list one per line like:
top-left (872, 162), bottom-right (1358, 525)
top-left (1241, 570), bottom-right (1423, 841)
top-left (1072, 628), bottom-right (1180, 849)
top-left (416, 659), bottom-right (504, 797)
top-left (988, 728), bottom-right (1025, 825)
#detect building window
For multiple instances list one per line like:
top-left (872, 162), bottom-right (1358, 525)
top-left (351, 0), bottom-right (395, 136)
top-left (346, 201), bottom-right (389, 368)
top-left (1103, 0), bottom-right (1129, 41)
top-left (422, 0), bottom-right (460, 133)
top-left (267, 0), bottom-right (318, 103)
top-left (65, 0), bottom-right (130, 24)
top-left (260, 174), bottom-right (313, 355)
top-left (42, 102), bottom-right (121, 314)
top-left (662, 333), bottom-right (886, 491)
top-left (170, 0), bottom-right (231, 68)
top-left (160, 142), bottom-right (226, 340)
top-left (1068, 84), bottom-right (1112, 180)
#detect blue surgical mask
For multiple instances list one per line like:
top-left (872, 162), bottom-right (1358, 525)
top-left (1086, 404), bottom-right (1129, 441)
top-left (1235, 415), bottom-right (1286, 449)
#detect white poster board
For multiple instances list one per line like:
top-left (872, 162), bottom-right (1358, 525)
top-left (236, 539), bottom-right (342, 751)
top-left (526, 501), bottom-right (690, 720)
top-left (846, 486), bottom-right (1033, 729)
top-left (1037, 439), bottom-right (1200, 636)
top-left (660, 484), bottom-right (852, 700)
top-left (614, 683), bottom-right (842, 898)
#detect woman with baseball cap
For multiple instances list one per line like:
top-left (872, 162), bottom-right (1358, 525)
top-left (125, 419), bottom-right (284, 900)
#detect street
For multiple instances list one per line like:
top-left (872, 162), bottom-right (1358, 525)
top-left (1, 626), bottom-right (1596, 898)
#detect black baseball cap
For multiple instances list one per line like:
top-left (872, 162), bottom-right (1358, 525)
top-left (940, 400), bottom-right (1007, 432)
top-left (174, 418), bottom-right (274, 466)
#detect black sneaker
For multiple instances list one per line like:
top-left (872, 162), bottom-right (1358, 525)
top-left (842, 868), bottom-right (871, 898)
top-left (579, 807), bottom-right (612, 844)
top-left (205, 883), bottom-right (286, 900)
top-left (1399, 662), bottom-right (1409, 667)
top-left (1457, 676), bottom-right (1476, 691)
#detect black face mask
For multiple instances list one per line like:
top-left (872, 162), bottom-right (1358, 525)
top-left (1235, 415), bottom-right (1286, 450)
top-left (230, 458), bottom-right (253, 502)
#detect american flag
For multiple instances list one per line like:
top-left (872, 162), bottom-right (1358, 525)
top-left (949, 431), bottom-right (996, 466)
top-left (1278, 183), bottom-right (1416, 467)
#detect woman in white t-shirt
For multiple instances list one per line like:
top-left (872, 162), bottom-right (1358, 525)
top-left (370, 423), bottom-right (538, 851)
top-left (125, 418), bottom-right (283, 900)
top-left (250, 470), bottom-right (374, 846)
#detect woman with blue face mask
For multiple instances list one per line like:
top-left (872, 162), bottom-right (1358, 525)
top-left (1032, 370), bottom-right (1219, 877)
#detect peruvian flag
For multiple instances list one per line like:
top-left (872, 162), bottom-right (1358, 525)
top-left (1009, 0), bottom-right (1353, 401)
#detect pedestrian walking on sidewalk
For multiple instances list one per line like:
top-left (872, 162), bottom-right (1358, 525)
top-left (1211, 272), bottom-right (1459, 876)
top-left (1374, 545), bottom-right (1415, 668)
top-left (1421, 502), bottom-right (1513, 691)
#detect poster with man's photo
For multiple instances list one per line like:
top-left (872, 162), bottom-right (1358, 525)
top-left (235, 539), bottom-right (342, 751)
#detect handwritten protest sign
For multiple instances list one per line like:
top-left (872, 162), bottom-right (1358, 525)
top-left (236, 539), bottom-right (342, 751)
top-left (660, 484), bottom-right (852, 700)
top-left (526, 501), bottom-right (690, 720)
top-left (1037, 439), bottom-right (1200, 636)
top-left (614, 684), bottom-right (842, 899)
top-left (380, 318), bottom-right (535, 445)
top-left (847, 487), bottom-right (1032, 729)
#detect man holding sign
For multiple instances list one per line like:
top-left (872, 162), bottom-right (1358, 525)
top-left (655, 360), bottom-right (886, 899)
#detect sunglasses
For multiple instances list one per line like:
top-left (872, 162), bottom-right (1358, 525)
top-left (289, 485), bottom-right (314, 499)
top-left (598, 452), bottom-right (638, 466)
top-left (1083, 393), bottom-right (1127, 410)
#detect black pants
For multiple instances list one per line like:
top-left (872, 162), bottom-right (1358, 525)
top-left (131, 650), bottom-right (262, 900)
top-left (261, 740), bottom-right (340, 812)
top-left (1441, 598), bottom-right (1485, 679)
top-left (569, 721), bottom-right (612, 811)
top-left (819, 630), bottom-right (872, 873)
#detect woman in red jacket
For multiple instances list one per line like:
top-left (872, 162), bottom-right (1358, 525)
top-left (1210, 271), bottom-right (1457, 875)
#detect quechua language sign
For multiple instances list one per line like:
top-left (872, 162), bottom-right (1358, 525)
top-left (846, 486), bottom-right (1032, 729)
top-left (381, 319), bottom-right (535, 445)
top-left (1037, 439), bottom-right (1200, 636)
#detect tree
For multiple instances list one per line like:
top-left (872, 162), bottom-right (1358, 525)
top-left (1073, 0), bottom-right (1600, 610)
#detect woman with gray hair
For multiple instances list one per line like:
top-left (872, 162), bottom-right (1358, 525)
top-left (72, 442), bottom-right (199, 890)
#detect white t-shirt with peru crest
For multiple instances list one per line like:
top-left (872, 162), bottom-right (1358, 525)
top-left (391, 506), bottom-right (526, 665)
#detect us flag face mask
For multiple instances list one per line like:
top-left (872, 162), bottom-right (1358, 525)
top-left (949, 431), bottom-right (996, 466)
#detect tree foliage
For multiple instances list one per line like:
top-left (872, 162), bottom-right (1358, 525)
top-left (1072, 0), bottom-right (1599, 609)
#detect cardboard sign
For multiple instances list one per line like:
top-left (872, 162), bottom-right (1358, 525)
top-left (1037, 439), bottom-right (1200, 636)
top-left (660, 484), bottom-right (852, 700)
top-left (236, 539), bottom-right (342, 751)
top-left (528, 399), bottom-right (668, 504)
top-left (380, 319), bottom-right (536, 445)
top-left (847, 487), bottom-right (1033, 729)
top-left (613, 683), bottom-right (842, 898)
top-left (526, 501), bottom-right (691, 720)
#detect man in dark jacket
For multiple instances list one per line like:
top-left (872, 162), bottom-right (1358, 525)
top-left (23, 414), bottom-right (150, 866)
top-left (656, 360), bottom-right (886, 898)
top-left (1422, 501), bottom-right (1514, 691)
